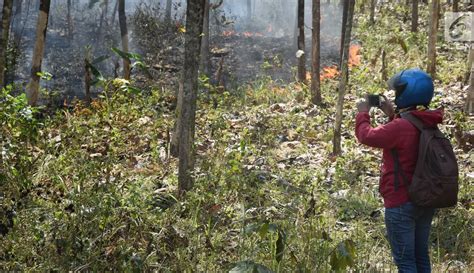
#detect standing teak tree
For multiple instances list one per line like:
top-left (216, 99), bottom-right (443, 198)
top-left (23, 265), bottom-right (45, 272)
top-left (333, 0), bottom-right (355, 156)
top-left (165, 0), bottom-right (173, 24)
top-left (0, 0), bottom-right (13, 86)
top-left (427, 0), bottom-right (439, 76)
top-left (465, 45), bottom-right (474, 114)
top-left (411, 0), bottom-right (418, 32)
top-left (339, 0), bottom-right (348, 64)
top-left (311, 0), bottom-right (321, 105)
top-left (297, 0), bottom-right (306, 82)
top-left (118, 0), bottom-right (130, 80)
top-left (26, 0), bottom-right (51, 106)
top-left (177, 0), bottom-right (205, 196)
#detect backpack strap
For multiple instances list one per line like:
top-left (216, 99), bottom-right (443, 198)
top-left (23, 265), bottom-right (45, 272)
top-left (400, 112), bottom-right (424, 131)
top-left (390, 149), bottom-right (410, 191)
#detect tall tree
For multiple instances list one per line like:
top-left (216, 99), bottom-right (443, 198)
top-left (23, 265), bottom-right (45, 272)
top-left (67, 0), bottom-right (73, 41)
top-left (333, 0), bottom-right (355, 156)
top-left (465, 45), bottom-right (474, 113)
top-left (339, 0), bottom-right (348, 64)
top-left (200, 0), bottom-right (223, 78)
top-left (26, 0), bottom-right (50, 106)
top-left (0, 0), bottom-right (13, 86)
top-left (165, 0), bottom-right (172, 24)
top-left (453, 0), bottom-right (459, 12)
top-left (98, 0), bottom-right (109, 42)
top-left (200, 0), bottom-right (210, 77)
top-left (297, 0), bottom-right (306, 82)
top-left (427, 0), bottom-right (439, 76)
top-left (177, 0), bottom-right (205, 195)
top-left (247, 0), bottom-right (252, 19)
top-left (369, 0), bottom-right (375, 25)
top-left (411, 0), bottom-right (418, 32)
top-left (311, 0), bottom-right (321, 105)
top-left (118, 0), bottom-right (130, 80)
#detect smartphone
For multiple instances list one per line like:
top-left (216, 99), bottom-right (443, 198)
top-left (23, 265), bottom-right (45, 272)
top-left (367, 94), bottom-right (381, 107)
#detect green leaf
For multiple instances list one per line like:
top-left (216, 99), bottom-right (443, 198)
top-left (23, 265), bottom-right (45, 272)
top-left (275, 230), bottom-right (286, 263)
top-left (92, 55), bottom-right (110, 65)
top-left (111, 47), bottom-right (143, 61)
top-left (330, 239), bottom-right (356, 272)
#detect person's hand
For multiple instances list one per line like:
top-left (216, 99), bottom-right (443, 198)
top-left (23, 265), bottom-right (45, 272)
top-left (356, 99), bottom-right (370, 112)
top-left (379, 95), bottom-right (395, 117)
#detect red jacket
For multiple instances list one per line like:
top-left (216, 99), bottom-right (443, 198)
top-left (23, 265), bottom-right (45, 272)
top-left (355, 109), bottom-right (443, 208)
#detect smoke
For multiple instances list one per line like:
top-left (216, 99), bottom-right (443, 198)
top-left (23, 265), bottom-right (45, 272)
top-left (8, 0), bottom-right (343, 101)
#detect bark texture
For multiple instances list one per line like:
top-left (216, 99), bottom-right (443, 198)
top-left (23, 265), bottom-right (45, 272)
top-left (177, 0), bottom-right (205, 196)
top-left (411, 0), bottom-right (418, 32)
top-left (427, 0), bottom-right (439, 76)
top-left (26, 0), bottom-right (50, 106)
top-left (118, 0), bottom-right (130, 80)
top-left (199, 0), bottom-right (210, 77)
top-left (370, 0), bottom-right (375, 25)
top-left (339, 0), bottom-right (348, 65)
top-left (165, 0), bottom-right (172, 24)
top-left (0, 0), bottom-right (13, 86)
top-left (465, 45), bottom-right (474, 114)
top-left (297, 0), bottom-right (306, 82)
top-left (333, 0), bottom-right (355, 156)
top-left (311, 0), bottom-right (321, 105)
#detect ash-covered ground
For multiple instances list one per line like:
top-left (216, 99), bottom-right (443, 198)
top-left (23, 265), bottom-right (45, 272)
top-left (9, 0), bottom-right (344, 102)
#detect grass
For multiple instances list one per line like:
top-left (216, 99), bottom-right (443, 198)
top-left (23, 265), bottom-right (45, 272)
top-left (1, 1), bottom-right (473, 272)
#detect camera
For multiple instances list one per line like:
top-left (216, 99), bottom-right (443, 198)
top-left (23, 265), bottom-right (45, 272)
top-left (367, 94), bottom-right (382, 107)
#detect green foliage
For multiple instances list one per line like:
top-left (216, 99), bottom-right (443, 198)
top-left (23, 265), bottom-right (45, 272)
top-left (0, 1), bottom-right (472, 272)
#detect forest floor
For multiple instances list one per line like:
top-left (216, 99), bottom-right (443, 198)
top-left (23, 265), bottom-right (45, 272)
top-left (1, 2), bottom-right (473, 272)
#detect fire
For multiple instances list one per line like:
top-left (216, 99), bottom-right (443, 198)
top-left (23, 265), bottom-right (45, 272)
top-left (222, 30), bottom-right (236, 37)
top-left (242, 31), bottom-right (264, 38)
top-left (222, 30), bottom-right (264, 38)
top-left (320, 66), bottom-right (340, 80)
top-left (348, 44), bottom-right (361, 67)
top-left (306, 44), bottom-right (361, 81)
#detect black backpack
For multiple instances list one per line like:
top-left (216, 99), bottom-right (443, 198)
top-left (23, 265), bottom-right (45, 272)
top-left (391, 112), bottom-right (459, 208)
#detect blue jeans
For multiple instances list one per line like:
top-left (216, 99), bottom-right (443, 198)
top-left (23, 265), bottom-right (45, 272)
top-left (385, 202), bottom-right (435, 273)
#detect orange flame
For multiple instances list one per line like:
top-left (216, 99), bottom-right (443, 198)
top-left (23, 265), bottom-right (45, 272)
top-left (242, 31), bottom-right (264, 38)
top-left (222, 30), bottom-right (236, 36)
top-left (348, 44), bottom-right (361, 67)
top-left (320, 66), bottom-right (340, 80)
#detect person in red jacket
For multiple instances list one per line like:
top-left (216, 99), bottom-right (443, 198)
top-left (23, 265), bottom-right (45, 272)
top-left (355, 69), bottom-right (440, 273)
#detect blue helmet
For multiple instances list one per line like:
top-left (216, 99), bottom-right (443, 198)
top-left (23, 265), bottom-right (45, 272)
top-left (387, 69), bottom-right (434, 108)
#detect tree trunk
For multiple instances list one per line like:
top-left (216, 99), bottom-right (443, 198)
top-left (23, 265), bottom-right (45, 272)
top-left (200, 0), bottom-right (210, 77)
top-left (411, 0), bottom-right (418, 32)
top-left (311, 0), bottom-right (321, 105)
top-left (340, 0), bottom-right (348, 65)
top-left (427, 0), bottom-right (439, 77)
top-left (333, 0), bottom-right (355, 156)
top-left (297, 0), bottom-right (306, 82)
top-left (12, 0), bottom-right (21, 31)
top-left (0, 0), bottom-right (13, 87)
top-left (247, 0), bottom-right (252, 19)
top-left (85, 59), bottom-right (92, 105)
top-left (26, 0), bottom-right (50, 106)
top-left (369, 0), bottom-right (375, 25)
top-left (111, 0), bottom-right (118, 25)
top-left (452, 0), bottom-right (459, 12)
top-left (118, 0), bottom-right (130, 80)
top-left (165, 0), bottom-right (172, 24)
top-left (465, 45), bottom-right (474, 113)
top-left (67, 0), bottom-right (73, 42)
top-left (98, 0), bottom-right (108, 42)
top-left (177, 0), bottom-right (205, 196)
